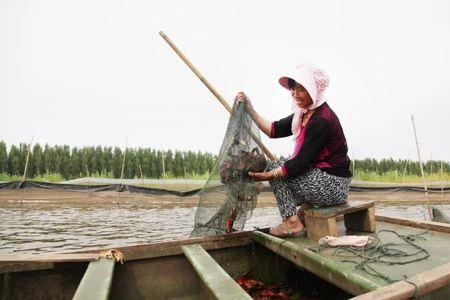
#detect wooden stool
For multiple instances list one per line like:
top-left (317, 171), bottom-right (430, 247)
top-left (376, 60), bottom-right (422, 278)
top-left (303, 200), bottom-right (376, 241)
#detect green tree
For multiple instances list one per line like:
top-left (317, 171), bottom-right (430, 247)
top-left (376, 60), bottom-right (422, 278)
top-left (124, 148), bottom-right (137, 179)
top-left (164, 150), bottom-right (173, 177)
top-left (112, 147), bottom-right (123, 178)
top-left (80, 147), bottom-right (91, 176)
top-left (70, 147), bottom-right (82, 178)
top-left (29, 143), bottom-right (44, 178)
top-left (172, 150), bottom-right (184, 178)
top-left (155, 150), bottom-right (163, 178)
top-left (8, 145), bottom-right (21, 176)
top-left (42, 144), bottom-right (55, 174)
top-left (196, 151), bottom-right (207, 175)
top-left (185, 150), bottom-right (196, 176)
top-left (90, 146), bottom-right (102, 176)
top-left (0, 141), bottom-right (8, 174)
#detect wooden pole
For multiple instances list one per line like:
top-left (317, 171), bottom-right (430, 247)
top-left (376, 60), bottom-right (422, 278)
top-left (120, 143), bottom-right (127, 181)
top-left (118, 138), bottom-right (127, 206)
top-left (162, 151), bottom-right (166, 179)
top-left (18, 137), bottom-right (33, 205)
top-left (21, 136), bottom-right (34, 182)
top-left (411, 115), bottom-right (432, 219)
top-left (138, 163), bottom-right (144, 186)
top-left (430, 151), bottom-right (433, 175)
top-left (441, 161), bottom-right (445, 201)
top-left (159, 31), bottom-right (276, 161)
top-left (402, 159), bottom-right (409, 184)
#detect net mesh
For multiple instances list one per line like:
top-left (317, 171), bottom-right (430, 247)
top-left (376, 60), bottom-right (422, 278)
top-left (190, 102), bottom-right (267, 237)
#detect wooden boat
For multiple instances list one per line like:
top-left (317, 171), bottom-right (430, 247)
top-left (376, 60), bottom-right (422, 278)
top-left (3, 201), bottom-right (450, 300)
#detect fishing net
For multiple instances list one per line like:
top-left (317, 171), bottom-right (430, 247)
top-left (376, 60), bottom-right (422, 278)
top-left (190, 101), bottom-right (267, 237)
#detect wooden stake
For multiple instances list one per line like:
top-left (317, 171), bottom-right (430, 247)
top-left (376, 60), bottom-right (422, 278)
top-left (120, 140), bottom-right (127, 181)
top-left (21, 136), bottom-right (34, 182)
top-left (411, 115), bottom-right (432, 219)
top-left (441, 161), bottom-right (445, 201)
top-left (162, 151), bottom-right (166, 179)
top-left (138, 163), bottom-right (144, 186)
top-left (19, 136), bottom-right (33, 206)
top-left (159, 31), bottom-right (276, 161)
top-left (118, 138), bottom-right (127, 207)
top-left (402, 159), bottom-right (409, 184)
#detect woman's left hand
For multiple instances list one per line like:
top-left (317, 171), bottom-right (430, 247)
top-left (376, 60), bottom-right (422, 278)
top-left (248, 171), bottom-right (272, 182)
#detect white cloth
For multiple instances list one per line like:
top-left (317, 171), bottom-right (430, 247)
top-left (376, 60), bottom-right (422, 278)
top-left (278, 63), bottom-right (330, 139)
top-left (318, 235), bottom-right (374, 247)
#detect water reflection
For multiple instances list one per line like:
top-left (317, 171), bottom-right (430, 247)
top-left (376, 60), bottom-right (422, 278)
top-left (0, 203), bottom-right (448, 254)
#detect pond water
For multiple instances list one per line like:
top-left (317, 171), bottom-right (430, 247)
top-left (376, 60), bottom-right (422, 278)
top-left (0, 203), bottom-right (446, 254)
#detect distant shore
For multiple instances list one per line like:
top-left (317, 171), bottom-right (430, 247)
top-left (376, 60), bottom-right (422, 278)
top-left (0, 187), bottom-right (448, 207)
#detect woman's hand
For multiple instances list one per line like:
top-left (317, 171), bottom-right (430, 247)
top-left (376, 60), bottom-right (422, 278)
top-left (234, 91), bottom-right (272, 138)
top-left (234, 91), bottom-right (254, 112)
top-left (248, 171), bottom-right (273, 182)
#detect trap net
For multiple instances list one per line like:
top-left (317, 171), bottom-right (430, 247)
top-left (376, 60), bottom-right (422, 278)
top-left (190, 101), bottom-right (267, 237)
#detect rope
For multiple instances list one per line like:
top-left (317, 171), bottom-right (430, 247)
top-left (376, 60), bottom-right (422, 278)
top-left (310, 230), bottom-right (430, 283)
top-left (404, 278), bottom-right (420, 298)
top-left (275, 240), bottom-right (289, 276)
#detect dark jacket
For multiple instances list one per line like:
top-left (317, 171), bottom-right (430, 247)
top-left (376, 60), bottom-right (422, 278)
top-left (271, 103), bottom-right (352, 178)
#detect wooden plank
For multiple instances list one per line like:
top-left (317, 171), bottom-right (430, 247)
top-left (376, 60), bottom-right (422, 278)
top-left (252, 231), bottom-right (381, 295)
top-left (376, 215), bottom-right (450, 233)
top-left (182, 244), bottom-right (252, 300)
top-left (0, 230), bottom-right (252, 274)
top-left (305, 215), bottom-right (337, 240)
top-left (304, 201), bottom-right (374, 219)
top-left (72, 258), bottom-right (115, 300)
top-left (0, 253), bottom-right (99, 263)
top-left (350, 261), bottom-right (450, 300)
top-left (344, 206), bottom-right (376, 232)
top-left (0, 261), bottom-right (53, 274)
top-left (79, 230), bottom-right (252, 261)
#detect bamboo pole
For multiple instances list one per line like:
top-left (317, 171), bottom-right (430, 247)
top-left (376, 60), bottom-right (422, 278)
top-left (120, 149), bottom-right (127, 182)
top-left (162, 151), bottom-right (166, 179)
top-left (411, 115), bottom-right (432, 219)
top-left (19, 136), bottom-right (33, 205)
top-left (118, 138), bottom-right (127, 206)
top-left (441, 161), bottom-right (445, 201)
top-left (138, 163), bottom-right (145, 186)
top-left (21, 136), bottom-right (34, 182)
top-left (402, 159), bottom-right (409, 184)
top-left (159, 31), bottom-right (276, 161)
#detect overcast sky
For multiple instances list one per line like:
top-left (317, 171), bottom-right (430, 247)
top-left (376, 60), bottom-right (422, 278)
top-left (1, 0), bottom-right (449, 161)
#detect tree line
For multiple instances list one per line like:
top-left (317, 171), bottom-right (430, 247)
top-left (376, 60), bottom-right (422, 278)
top-left (0, 141), bottom-right (216, 180)
top-left (351, 157), bottom-right (449, 177)
top-left (0, 141), bottom-right (448, 180)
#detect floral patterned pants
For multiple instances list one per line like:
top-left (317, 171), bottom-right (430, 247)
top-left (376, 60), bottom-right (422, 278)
top-left (267, 161), bottom-right (351, 219)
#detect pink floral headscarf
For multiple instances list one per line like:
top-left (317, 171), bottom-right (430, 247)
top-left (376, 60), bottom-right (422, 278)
top-left (279, 63), bottom-right (330, 139)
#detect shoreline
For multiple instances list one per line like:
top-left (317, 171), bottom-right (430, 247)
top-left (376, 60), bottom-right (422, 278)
top-left (0, 189), bottom-right (448, 207)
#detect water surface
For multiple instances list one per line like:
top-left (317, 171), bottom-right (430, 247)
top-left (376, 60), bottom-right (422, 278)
top-left (0, 203), bottom-right (445, 254)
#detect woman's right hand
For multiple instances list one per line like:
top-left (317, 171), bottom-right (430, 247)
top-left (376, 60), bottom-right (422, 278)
top-left (235, 91), bottom-right (272, 138)
top-left (234, 91), bottom-right (254, 112)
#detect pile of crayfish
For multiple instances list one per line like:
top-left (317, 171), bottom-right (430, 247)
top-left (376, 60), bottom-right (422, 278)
top-left (236, 275), bottom-right (294, 299)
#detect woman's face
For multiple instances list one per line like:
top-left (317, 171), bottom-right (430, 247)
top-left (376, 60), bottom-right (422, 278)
top-left (290, 83), bottom-right (313, 109)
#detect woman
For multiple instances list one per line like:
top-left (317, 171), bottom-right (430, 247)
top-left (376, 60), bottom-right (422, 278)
top-left (235, 63), bottom-right (352, 238)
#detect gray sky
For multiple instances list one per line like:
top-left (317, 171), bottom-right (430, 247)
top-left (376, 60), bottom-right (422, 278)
top-left (1, 0), bottom-right (449, 160)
